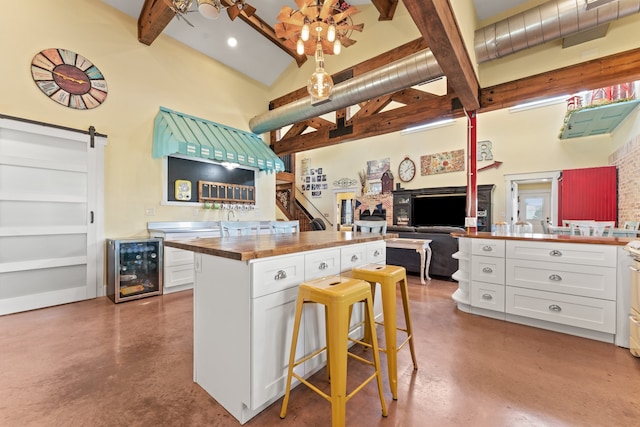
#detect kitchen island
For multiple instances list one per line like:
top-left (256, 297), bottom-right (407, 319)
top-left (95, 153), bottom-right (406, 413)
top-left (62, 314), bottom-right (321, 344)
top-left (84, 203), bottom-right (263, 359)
top-left (164, 231), bottom-right (394, 424)
top-left (450, 231), bottom-right (635, 347)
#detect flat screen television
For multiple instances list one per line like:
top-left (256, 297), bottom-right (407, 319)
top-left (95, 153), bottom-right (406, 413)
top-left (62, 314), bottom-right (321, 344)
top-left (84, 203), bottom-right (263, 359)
top-left (412, 194), bottom-right (466, 227)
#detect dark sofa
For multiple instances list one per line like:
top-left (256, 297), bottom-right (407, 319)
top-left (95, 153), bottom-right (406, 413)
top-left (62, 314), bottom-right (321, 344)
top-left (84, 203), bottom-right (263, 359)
top-left (386, 225), bottom-right (463, 280)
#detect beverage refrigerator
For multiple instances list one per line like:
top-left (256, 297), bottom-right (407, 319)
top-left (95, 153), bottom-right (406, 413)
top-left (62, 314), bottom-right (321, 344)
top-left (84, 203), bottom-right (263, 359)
top-left (106, 238), bottom-right (163, 303)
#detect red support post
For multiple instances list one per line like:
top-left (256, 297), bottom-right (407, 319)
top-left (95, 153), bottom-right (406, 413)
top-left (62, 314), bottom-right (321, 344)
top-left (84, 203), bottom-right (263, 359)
top-left (466, 110), bottom-right (477, 233)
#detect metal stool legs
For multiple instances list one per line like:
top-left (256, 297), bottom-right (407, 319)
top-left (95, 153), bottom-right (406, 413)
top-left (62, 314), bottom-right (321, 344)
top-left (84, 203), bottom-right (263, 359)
top-left (352, 264), bottom-right (418, 400)
top-left (280, 276), bottom-right (388, 427)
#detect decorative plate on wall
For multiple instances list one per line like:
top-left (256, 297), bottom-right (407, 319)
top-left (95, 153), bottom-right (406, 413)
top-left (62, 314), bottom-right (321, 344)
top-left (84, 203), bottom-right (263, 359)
top-left (30, 48), bottom-right (108, 110)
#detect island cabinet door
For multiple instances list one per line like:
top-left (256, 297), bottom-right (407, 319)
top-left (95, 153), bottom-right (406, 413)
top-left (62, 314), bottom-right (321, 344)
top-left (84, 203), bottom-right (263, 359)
top-left (302, 248), bottom-right (340, 374)
top-left (251, 286), bottom-right (302, 410)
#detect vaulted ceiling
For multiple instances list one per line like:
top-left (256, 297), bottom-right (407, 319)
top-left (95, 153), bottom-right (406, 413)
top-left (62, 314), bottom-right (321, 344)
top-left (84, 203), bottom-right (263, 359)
top-left (100, 0), bottom-right (640, 155)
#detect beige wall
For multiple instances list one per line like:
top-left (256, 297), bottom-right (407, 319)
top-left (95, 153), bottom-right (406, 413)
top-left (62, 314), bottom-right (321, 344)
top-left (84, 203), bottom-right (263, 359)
top-left (296, 101), bottom-right (637, 227)
top-left (1, 0), bottom-right (275, 238)
top-left (3, 1), bottom-right (639, 237)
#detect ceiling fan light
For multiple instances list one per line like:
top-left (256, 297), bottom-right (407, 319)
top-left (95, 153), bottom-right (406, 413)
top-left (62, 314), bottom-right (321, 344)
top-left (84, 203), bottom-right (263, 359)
top-left (327, 24), bottom-right (336, 42)
top-left (296, 39), bottom-right (305, 55)
top-left (333, 39), bottom-right (342, 55)
top-left (301, 23), bottom-right (310, 42)
top-left (198, 0), bottom-right (220, 19)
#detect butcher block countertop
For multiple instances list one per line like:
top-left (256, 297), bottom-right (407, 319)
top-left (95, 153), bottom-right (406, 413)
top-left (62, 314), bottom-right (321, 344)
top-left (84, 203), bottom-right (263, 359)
top-left (163, 231), bottom-right (397, 261)
top-left (451, 231), bottom-right (634, 246)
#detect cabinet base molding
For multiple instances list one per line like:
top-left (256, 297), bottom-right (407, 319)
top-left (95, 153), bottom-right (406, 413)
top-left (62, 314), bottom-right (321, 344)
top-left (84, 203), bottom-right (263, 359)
top-left (505, 313), bottom-right (615, 344)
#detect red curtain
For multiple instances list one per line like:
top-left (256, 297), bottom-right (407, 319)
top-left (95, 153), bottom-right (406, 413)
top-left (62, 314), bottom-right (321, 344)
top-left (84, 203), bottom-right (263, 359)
top-left (559, 166), bottom-right (617, 225)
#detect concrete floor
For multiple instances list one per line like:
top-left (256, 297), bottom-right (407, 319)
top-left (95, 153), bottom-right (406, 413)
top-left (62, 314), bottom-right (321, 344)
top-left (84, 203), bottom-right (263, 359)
top-left (1, 276), bottom-right (639, 426)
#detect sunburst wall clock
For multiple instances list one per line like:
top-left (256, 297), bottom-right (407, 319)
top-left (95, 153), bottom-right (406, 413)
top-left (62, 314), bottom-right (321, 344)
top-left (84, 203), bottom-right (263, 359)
top-left (30, 48), bottom-right (108, 110)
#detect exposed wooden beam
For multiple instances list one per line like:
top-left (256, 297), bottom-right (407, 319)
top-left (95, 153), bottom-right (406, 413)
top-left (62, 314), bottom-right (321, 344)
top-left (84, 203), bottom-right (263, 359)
top-left (403, 0), bottom-right (479, 110)
top-left (370, 0), bottom-right (399, 21)
top-left (137, 0), bottom-right (306, 66)
top-left (270, 38), bottom-right (429, 109)
top-left (272, 92), bottom-right (464, 155)
top-left (138, 0), bottom-right (175, 45)
top-left (480, 47), bottom-right (640, 112)
top-left (219, 0), bottom-right (307, 67)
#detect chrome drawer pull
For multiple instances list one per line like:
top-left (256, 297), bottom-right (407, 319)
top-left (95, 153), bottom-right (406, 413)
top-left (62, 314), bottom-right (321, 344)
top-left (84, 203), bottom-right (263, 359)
top-left (482, 267), bottom-right (493, 273)
top-left (482, 245), bottom-right (493, 252)
top-left (549, 274), bottom-right (562, 281)
top-left (373, 250), bottom-right (381, 257)
top-left (549, 250), bottom-right (562, 257)
top-left (481, 293), bottom-right (493, 300)
top-left (548, 304), bottom-right (562, 312)
top-left (351, 254), bottom-right (359, 262)
top-left (274, 270), bottom-right (287, 280)
top-left (319, 261), bottom-right (329, 270)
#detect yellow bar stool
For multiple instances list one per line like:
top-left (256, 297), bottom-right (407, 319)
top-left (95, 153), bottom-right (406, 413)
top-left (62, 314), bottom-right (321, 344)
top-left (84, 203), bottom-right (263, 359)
top-left (280, 276), bottom-right (388, 427)
top-left (351, 263), bottom-right (418, 400)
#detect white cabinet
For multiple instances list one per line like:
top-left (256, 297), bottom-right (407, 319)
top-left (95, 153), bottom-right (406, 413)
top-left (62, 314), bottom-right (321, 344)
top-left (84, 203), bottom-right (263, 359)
top-left (453, 237), bottom-right (624, 344)
top-left (163, 246), bottom-right (195, 291)
top-left (505, 240), bottom-right (617, 339)
top-left (193, 241), bottom-right (386, 425)
top-left (470, 239), bottom-right (505, 315)
top-left (0, 116), bottom-right (106, 315)
top-left (149, 225), bottom-right (219, 294)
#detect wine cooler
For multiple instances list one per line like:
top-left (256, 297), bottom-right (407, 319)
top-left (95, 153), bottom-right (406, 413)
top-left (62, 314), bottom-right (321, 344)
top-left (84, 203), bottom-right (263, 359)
top-left (106, 238), bottom-right (163, 303)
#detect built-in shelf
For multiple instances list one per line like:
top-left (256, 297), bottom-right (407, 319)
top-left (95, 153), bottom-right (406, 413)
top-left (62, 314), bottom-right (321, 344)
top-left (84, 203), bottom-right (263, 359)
top-left (559, 99), bottom-right (640, 139)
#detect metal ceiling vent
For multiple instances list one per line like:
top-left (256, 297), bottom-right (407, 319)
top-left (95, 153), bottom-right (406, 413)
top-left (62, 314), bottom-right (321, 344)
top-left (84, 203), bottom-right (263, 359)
top-left (475, 0), bottom-right (640, 63)
top-left (249, 49), bottom-right (443, 134)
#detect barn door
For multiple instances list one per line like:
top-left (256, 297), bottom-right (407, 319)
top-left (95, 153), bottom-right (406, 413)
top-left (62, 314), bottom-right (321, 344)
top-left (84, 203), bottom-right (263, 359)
top-left (0, 116), bottom-right (106, 315)
top-left (559, 166), bottom-right (617, 224)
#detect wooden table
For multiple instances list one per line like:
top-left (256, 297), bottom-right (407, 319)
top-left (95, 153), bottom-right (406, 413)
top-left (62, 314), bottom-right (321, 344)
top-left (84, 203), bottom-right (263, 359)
top-left (385, 237), bottom-right (432, 284)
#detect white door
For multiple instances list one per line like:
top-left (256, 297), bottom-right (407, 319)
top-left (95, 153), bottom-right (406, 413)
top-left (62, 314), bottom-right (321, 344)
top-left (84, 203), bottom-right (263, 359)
top-left (0, 117), bottom-right (105, 315)
top-left (518, 190), bottom-right (551, 233)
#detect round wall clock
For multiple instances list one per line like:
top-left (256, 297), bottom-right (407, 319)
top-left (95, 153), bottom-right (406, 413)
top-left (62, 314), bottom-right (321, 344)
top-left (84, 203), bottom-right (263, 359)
top-left (398, 156), bottom-right (416, 182)
top-left (30, 48), bottom-right (108, 110)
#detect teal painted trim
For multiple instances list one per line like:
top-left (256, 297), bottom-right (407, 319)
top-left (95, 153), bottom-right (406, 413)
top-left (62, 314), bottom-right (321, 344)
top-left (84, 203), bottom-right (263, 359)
top-left (152, 106), bottom-right (284, 172)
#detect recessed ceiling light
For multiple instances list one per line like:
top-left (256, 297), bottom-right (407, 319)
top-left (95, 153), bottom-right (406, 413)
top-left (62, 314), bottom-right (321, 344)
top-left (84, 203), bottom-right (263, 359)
top-left (227, 37), bottom-right (238, 48)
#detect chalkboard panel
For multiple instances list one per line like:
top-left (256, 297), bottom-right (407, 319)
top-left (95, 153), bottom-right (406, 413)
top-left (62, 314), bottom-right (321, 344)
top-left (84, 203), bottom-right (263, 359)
top-left (168, 156), bottom-right (255, 202)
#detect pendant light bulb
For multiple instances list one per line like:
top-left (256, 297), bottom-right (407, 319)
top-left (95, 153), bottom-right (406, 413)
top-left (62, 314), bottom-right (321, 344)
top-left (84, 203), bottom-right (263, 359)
top-left (296, 38), bottom-right (305, 55)
top-left (307, 68), bottom-right (333, 101)
top-left (333, 39), bottom-right (342, 55)
top-left (327, 24), bottom-right (336, 42)
top-left (307, 42), bottom-right (333, 100)
top-left (301, 23), bottom-right (310, 42)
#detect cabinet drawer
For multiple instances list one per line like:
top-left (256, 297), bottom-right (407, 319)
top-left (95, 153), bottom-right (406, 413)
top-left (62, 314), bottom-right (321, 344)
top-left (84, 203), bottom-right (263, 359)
top-left (164, 246), bottom-right (194, 267)
top-left (506, 259), bottom-right (616, 300)
top-left (251, 254), bottom-right (305, 298)
top-left (471, 281), bottom-right (505, 312)
top-left (164, 264), bottom-right (194, 288)
top-left (506, 241), bottom-right (616, 267)
top-left (305, 248), bottom-right (341, 280)
top-left (366, 241), bottom-right (386, 264)
top-left (471, 255), bottom-right (505, 284)
top-left (472, 239), bottom-right (505, 257)
top-left (341, 244), bottom-right (368, 271)
top-left (506, 286), bottom-right (615, 333)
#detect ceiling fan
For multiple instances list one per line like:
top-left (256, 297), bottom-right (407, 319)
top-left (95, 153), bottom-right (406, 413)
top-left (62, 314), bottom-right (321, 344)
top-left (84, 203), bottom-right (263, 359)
top-left (197, 0), bottom-right (256, 21)
top-left (275, 0), bottom-right (363, 56)
top-left (164, 0), bottom-right (197, 27)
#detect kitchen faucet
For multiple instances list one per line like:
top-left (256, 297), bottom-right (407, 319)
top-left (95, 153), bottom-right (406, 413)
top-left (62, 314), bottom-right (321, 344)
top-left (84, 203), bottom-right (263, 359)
top-left (227, 209), bottom-right (236, 221)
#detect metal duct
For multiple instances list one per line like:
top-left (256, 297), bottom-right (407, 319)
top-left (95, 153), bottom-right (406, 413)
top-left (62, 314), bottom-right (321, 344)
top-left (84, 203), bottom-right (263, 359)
top-left (249, 49), bottom-right (443, 134)
top-left (475, 0), bottom-right (640, 63)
